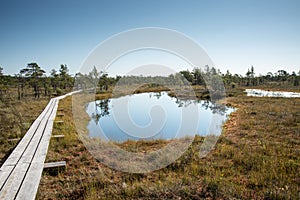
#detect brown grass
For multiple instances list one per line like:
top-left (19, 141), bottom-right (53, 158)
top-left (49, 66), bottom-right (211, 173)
top-left (35, 86), bottom-right (300, 199)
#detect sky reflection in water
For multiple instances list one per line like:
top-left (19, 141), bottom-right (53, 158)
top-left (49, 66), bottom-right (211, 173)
top-left (86, 92), bottom-right (234, 142)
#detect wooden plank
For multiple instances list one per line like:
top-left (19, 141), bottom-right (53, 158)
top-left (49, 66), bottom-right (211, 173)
top-left (31, 120), bottom-right (54, 164)
top-left (18, 99), bottom-right (56, 164)
top-left (15, 163), bottom-right (44, 200)
top-left (0, 163), bottom-right (29, 200)
top-left (16, 104), bottom-right (58, 199)
top-left (18, 114), bottom-right (52, 164)
top-left (52, 134), bottom-right (65, 138)
top-left (35, 99), bottom-right (54, 121)
top-left (33, 100), bottom-right (59, 164)
top-left (7, 138), bottom-right (20, 142)
top-left (0, 165), bottom-right (14, 190)
top-left (44, 161), bottom-right (66, 169)
top-left (55, 120), bottom-right (64, 124)
top-left (15, 103), bottom-right (59, 199)
top-left (50, 100), bottom-right (59, 119)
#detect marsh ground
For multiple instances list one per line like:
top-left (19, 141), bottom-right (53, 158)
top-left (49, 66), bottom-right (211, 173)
top-left (33, 85), bottom-right (300, 199)
top-left (0, 85), bottom-right (299, 199)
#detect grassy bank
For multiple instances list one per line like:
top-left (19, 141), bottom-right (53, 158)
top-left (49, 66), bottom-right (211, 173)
top-left (36, 85), bottom-right (300, 199)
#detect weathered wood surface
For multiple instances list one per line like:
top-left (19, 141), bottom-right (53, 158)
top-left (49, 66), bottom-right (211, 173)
top-left (0, 90), bottom-right (80, 200)
top-left (7, 138), bottom-right (20, 142)
top-left (51, 134), bottom-right (65, 139)
top-left (44, 161), bottom-right (66, 169)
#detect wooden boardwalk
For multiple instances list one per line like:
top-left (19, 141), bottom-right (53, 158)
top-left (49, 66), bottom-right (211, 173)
top-left (0, 91), bottom-right (80, 200)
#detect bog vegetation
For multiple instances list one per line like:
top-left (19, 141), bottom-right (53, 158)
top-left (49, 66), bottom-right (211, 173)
top-left (37, 87), bottom-right (299, 199)
top-left (0, 63), bottom-right (299, 199)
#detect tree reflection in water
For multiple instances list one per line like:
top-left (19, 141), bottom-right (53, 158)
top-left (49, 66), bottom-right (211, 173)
top-left (200, 100), bottom-right (227, 115)
top-left (90, 92), bottom-right (231, 125)
top-left (91, 99), bottom-right (110, 125)
top-left (172, 97), bottom-right (228, 115)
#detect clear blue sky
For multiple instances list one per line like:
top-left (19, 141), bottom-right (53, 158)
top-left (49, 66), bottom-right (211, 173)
top-left (0, 0), bottom-right (299, 76)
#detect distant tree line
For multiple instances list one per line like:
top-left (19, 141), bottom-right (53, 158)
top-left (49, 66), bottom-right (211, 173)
top-left (1, 63), bottom-right (299, 100)
top-left (0, 63), bottom-right (74, 100)
top-left (179, 65), bottom-right (300, 88)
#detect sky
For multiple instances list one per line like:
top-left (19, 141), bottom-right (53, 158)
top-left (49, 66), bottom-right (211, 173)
top-left (0, 0), bottom-right (300, 76)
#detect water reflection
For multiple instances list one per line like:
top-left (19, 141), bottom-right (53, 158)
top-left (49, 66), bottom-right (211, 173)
top-left (86, 92), bottom-right (234, 142)
top-left (91, 99), bottom-right (110, 125)
top-left (245, 89), bottom-right (300, 98)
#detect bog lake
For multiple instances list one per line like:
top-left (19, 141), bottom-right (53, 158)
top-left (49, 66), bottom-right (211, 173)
top-left (85, 92), bottom-right (234, 142)
top-left (85, 89), bottom-right (300, 142)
